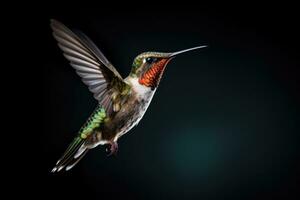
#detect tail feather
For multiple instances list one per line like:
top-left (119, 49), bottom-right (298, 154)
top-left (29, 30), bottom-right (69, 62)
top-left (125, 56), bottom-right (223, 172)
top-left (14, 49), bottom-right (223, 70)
top-left (66, 149), bottom-right (88, 171)
top-left (51, 136), bottom-right (87, 172)
top-left (51, 105), bottom-right (106, 172)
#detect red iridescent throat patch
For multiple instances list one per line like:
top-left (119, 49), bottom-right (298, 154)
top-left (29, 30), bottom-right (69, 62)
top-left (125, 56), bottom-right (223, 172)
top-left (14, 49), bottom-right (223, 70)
top-left (139, 58), bottom-right (170, 88)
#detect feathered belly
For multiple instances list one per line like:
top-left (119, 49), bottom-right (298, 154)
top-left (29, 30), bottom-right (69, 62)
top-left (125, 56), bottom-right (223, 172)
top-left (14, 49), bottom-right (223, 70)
top-left (102, 90), bottom-right (155, 142)
top-left (117, 99), bottom-right (151, 138)
top-left (94, 77), bottom-right (156, 144)
top-left (117, 96), bottom-right (155, 141)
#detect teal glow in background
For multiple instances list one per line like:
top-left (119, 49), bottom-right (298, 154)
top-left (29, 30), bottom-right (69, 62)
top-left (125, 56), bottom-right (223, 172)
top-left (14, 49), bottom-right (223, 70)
top-left (42, 8), bottom-right (300, 200)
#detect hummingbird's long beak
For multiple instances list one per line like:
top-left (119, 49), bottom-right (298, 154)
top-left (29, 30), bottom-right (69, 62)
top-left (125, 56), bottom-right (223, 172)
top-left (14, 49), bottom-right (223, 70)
top-left (169, 45), bottom-right (207, 58)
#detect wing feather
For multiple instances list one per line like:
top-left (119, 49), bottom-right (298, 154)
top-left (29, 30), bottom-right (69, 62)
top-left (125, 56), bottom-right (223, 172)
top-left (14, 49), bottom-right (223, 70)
top-left (50, 19), bottom-right (130, 116)
top-left (53, 34), bottom-right (91, 58)
top-left (59, 45), bottom-right (100, 66)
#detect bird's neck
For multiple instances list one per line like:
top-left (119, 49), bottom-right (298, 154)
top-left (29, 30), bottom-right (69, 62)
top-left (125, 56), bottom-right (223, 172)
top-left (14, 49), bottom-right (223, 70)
top-left (138, 58), bottom-right (170, 89)
top-left (126, 77), bottom-right (156, 100)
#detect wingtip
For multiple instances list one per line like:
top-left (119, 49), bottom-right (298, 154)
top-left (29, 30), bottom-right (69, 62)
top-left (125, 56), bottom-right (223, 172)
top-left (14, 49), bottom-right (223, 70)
top-left (50, 19), bottom-right (63, 28)
top-left (50, 19), bottom-right (57, 30)
top-left (50, 19), bottom-right (58, 23)
top-left (50, 19), bottom-right (56, 25)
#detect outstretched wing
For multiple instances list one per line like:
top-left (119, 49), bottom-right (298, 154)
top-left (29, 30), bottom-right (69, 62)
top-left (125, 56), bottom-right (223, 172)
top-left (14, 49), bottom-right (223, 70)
top-left (50, 19), bottom-right (130, 115)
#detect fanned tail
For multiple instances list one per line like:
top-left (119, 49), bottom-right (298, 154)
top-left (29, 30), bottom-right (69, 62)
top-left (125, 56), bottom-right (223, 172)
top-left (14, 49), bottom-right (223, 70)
top-left (51, 136), bottom-right (88, 172)
top-left (51, 106), bottom-right (106, 172)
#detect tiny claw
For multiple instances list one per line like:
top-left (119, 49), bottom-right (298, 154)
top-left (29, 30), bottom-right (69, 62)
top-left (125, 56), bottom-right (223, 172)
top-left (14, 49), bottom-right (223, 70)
top-left (107, 141), bottom-right (118, 156)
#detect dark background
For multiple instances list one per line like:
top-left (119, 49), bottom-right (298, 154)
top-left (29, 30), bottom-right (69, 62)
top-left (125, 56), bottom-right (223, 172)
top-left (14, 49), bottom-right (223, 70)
top-left (38, 4), bottom-right (299, 200)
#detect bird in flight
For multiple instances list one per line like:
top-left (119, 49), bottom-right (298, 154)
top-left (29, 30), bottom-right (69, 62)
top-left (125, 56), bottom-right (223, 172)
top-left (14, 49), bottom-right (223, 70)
top-left (50, 19), bottom-right (206, 172)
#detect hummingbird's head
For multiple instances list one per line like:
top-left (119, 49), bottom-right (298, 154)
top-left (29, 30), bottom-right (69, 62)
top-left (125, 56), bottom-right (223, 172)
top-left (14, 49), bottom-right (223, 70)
top-left (130, 46), bottom-right (207, 89)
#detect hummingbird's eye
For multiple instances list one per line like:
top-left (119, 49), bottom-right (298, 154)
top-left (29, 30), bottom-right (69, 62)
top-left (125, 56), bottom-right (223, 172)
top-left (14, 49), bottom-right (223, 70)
top-left (145, 57), bottom-right (155, 64)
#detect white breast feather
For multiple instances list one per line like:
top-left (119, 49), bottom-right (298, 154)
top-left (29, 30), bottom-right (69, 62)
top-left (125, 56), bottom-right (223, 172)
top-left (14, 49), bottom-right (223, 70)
top-left (114, 77), bottom-right (156, 141)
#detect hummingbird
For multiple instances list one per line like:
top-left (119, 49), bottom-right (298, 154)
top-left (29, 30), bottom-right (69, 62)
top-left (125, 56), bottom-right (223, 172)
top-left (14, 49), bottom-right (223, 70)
top-left (50, 19), bottom-right (206, 172)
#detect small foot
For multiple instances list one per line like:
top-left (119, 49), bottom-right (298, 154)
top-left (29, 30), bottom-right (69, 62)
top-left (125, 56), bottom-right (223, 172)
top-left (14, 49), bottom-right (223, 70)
top-left (106, 141), bottom-right (118, 156)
